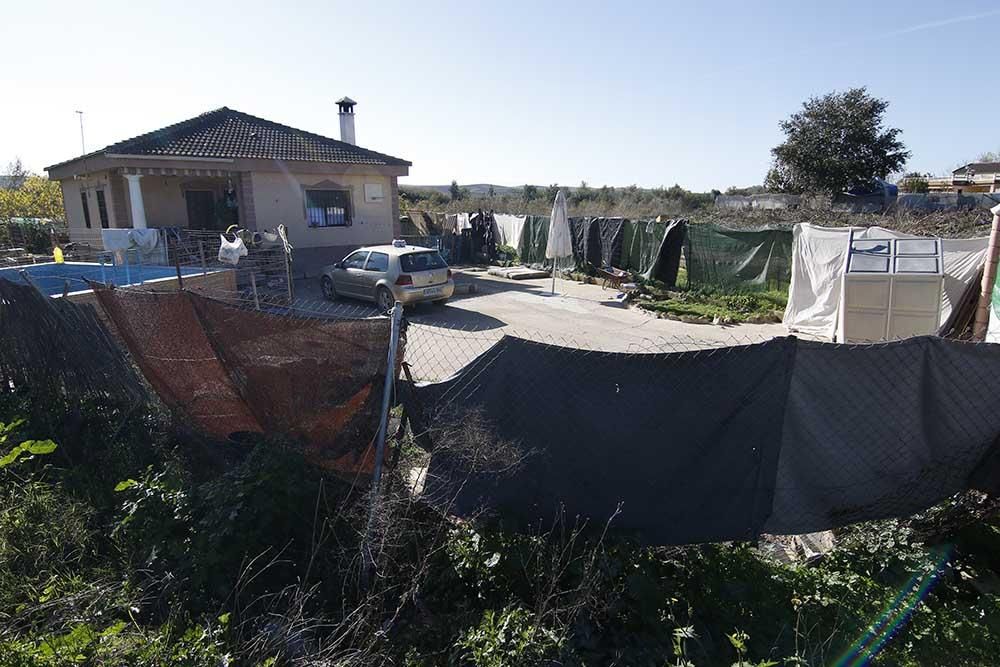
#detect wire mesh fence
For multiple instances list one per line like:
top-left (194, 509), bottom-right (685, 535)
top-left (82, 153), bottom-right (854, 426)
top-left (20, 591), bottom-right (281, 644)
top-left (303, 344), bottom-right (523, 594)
top-left (399, 312), bottom-right (1000, 545)
top-left (3, 270), bottom-right (1000, 548)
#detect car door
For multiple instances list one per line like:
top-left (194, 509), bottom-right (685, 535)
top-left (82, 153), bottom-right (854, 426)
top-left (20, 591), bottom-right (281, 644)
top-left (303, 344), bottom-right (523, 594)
top-left (360, 251), bottom-right (390, 297)
top-left (334, 250), bottom-right (370, 298)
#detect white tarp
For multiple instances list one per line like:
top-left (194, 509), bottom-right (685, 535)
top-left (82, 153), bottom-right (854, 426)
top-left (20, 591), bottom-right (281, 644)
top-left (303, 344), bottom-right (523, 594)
top-left (494, 213), bottom-right (527, 249)
top-left (784, 223), bottom-right (988, 340)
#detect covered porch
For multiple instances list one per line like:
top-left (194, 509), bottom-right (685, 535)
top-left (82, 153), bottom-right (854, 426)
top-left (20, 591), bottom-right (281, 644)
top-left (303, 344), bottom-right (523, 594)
top-left (108, 166), bottom-right (251, 233)
top-left (55, 161), bottom-right (257, 250)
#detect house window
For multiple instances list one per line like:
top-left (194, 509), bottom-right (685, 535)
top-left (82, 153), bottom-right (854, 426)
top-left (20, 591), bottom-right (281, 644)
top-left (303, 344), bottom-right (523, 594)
top-left (305, 189), bottom-right (352, 227)
top-left (95, 190), bottom-right (110, 228)
top-left (80, 191), bottom-right (92, 228)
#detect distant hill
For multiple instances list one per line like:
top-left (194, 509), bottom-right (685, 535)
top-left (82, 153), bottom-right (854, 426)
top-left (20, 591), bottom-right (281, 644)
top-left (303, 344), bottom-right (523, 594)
top-left (403, 184), bottom-right (521, 196)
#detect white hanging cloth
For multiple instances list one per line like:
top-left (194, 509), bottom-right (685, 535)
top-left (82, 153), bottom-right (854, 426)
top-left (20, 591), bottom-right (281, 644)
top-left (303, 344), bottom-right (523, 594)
top-left (128, 228), bottom-right (159, 251)
top-left (494, 213), bottom-right (527, 249)
top-left (101, 229), bottom-right (132, 252)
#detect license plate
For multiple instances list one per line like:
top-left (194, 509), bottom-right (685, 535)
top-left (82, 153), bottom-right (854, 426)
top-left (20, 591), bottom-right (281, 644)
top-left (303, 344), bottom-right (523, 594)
top-left (423, 287), bottom-right (443, 297)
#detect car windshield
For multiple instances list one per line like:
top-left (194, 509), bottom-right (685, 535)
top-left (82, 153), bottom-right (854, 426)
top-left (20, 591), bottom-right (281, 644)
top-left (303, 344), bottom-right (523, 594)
top-left (400, 251), bottom-right (447, 272)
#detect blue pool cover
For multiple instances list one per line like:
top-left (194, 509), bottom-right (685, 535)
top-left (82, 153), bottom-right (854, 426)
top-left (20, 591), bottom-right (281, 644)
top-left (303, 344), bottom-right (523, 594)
top-left (0, 262), bottom-right (206, 297)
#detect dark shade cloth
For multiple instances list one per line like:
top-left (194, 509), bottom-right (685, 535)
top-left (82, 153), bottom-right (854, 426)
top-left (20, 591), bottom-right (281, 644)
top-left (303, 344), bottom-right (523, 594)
top-left (618, 220), bottom-right (673, 277)
top-left (684, 223), bottom-right (792, 291)
top-left (0, 279), bottom-right (145, 404)
top-left (407, 334), bottom-right (1000, 545)
top-left (413, 336), bottom-right (794, 545)
top-left (93, 287), bottom-right (392, 475)
top-left (765, 337), bottom-right (1000, 534)
top-left (641, 219), bottom-right (686, 286)
top-left (518, 216), bottom-right (550, 267)
top-left (569, 218), bottom-right (625, 269)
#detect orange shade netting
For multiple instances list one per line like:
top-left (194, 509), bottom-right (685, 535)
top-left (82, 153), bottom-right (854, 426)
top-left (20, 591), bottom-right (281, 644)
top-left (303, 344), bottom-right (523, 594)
top-left (94, 287), bottom-right (394, 475)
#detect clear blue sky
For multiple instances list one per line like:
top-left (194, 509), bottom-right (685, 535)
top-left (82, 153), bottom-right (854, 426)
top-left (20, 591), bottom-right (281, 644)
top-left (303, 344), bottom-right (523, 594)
top-left (3, 0), bottom-right (999, 191)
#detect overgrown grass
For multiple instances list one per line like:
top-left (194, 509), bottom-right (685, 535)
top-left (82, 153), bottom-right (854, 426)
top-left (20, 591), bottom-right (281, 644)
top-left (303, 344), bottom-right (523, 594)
top-left (634, 268), bottom-right (788, 324)
top-left (2, 393), bottom-right (1000, 665)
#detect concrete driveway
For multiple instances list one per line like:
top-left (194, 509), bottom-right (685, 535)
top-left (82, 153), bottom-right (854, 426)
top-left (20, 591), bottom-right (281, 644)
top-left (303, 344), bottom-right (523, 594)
top-left (295, 267), bottom-right (789, 381)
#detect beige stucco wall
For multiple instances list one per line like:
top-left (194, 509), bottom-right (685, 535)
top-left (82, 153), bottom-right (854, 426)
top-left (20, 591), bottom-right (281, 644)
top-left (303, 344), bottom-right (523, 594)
top-left (57, 167), bottom-right (398, 271)
top-left (60, 171), bottom-right (124, 244)
top-left (137, 175), bottom-right (190, 227)
top-left (250, 171), bottom-right (395, 250)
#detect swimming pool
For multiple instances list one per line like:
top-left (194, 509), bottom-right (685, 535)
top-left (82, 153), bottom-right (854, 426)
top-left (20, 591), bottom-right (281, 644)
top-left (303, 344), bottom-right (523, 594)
top-left (0, 262), bottom-right (209, 297)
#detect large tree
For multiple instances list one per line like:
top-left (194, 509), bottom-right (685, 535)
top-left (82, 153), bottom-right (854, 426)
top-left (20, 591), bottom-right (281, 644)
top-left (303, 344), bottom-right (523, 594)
top-left (0, 175), bottom-right (64, 222)
top-left (765, 88), bottom-right (909, 195)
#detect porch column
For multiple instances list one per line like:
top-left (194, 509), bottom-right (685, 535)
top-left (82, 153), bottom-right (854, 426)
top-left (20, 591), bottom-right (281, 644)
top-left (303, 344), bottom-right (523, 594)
top-left (123, 173), bottom-right (148, 229)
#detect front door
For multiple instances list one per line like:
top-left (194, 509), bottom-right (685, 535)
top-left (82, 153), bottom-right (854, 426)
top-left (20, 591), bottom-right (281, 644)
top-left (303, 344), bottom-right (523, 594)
top-left (185, 190), bottom-right (216, 230)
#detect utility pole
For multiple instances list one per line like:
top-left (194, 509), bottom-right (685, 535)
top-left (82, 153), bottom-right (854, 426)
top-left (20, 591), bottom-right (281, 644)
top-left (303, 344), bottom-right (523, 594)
top-left (74, 110), bottom-right (86, 155)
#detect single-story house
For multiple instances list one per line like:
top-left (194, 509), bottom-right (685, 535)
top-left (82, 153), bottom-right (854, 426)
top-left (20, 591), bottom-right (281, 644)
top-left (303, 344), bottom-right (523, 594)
top-left (45, 99), bottom-right (411, 276)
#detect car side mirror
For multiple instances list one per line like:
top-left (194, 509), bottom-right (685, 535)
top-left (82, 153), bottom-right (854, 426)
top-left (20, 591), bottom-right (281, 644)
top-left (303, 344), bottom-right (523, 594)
top-left (335, 261), bottom-right (345, 269)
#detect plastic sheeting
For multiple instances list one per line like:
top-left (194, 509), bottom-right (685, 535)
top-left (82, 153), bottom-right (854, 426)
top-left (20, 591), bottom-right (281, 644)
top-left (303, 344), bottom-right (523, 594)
top-left (783, 224), bottom-right (989, 340)
top-left (684, 223), bottom-right (793, 291)
top-left (407, 334), bottom-right (1000, 545)
top-left (93, 287), bottom-right (393, 475)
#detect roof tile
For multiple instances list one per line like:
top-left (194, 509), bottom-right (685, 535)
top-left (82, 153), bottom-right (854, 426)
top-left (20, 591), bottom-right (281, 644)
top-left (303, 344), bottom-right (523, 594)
top-left (85, 107), bottom-right (410, 167)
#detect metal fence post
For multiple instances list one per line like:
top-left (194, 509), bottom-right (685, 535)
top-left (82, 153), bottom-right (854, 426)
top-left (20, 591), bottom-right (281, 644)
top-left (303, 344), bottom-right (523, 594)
top-left (362, 301), bottom-right (403, 585)
top-left (249, 272), bottom-right (261, 310)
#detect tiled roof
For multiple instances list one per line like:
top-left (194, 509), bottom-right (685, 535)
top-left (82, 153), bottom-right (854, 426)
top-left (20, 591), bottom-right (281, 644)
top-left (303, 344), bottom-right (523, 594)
top-left (51, 107), bottom-right (410, 168)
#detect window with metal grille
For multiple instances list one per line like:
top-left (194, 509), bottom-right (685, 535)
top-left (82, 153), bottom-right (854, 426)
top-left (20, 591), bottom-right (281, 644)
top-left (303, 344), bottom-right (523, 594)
top-left (305, 189), bottom-right (352, 227)
top-left (96, 190), bottom-right (110, 228)
top-left (80, 191), bottom-right (92, 228)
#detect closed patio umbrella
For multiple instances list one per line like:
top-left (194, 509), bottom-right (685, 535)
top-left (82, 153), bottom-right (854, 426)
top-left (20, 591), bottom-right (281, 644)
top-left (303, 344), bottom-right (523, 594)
top-left (546, 189), bottom-right (573, 294)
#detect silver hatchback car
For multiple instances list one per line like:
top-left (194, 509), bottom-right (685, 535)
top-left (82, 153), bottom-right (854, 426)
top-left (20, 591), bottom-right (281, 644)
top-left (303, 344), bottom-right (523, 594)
top-left (320, 241), bottom-right (455, 311)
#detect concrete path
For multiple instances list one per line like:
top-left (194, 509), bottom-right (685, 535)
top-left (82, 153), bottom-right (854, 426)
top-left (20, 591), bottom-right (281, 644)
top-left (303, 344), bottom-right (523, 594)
top-left (295, 268), bottom-right (790, 381)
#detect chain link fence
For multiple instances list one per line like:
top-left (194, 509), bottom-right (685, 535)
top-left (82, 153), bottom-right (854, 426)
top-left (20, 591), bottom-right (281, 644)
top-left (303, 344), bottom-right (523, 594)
top-left (3, 273), bottom-right (1000, 548)
top-left (400, 313), bottom-right (1000, 545)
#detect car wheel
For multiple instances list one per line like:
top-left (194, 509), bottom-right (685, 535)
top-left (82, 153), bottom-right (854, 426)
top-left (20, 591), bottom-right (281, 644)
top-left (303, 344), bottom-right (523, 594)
top-left (321, 276), bottom-right (338, 301)
top-left (376, 286), bottom-right (395, 312)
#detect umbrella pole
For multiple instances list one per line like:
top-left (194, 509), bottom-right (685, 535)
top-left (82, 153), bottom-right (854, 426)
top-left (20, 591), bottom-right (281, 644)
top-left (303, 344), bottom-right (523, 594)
top-left (551, 258), bottom-right (556, 295)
